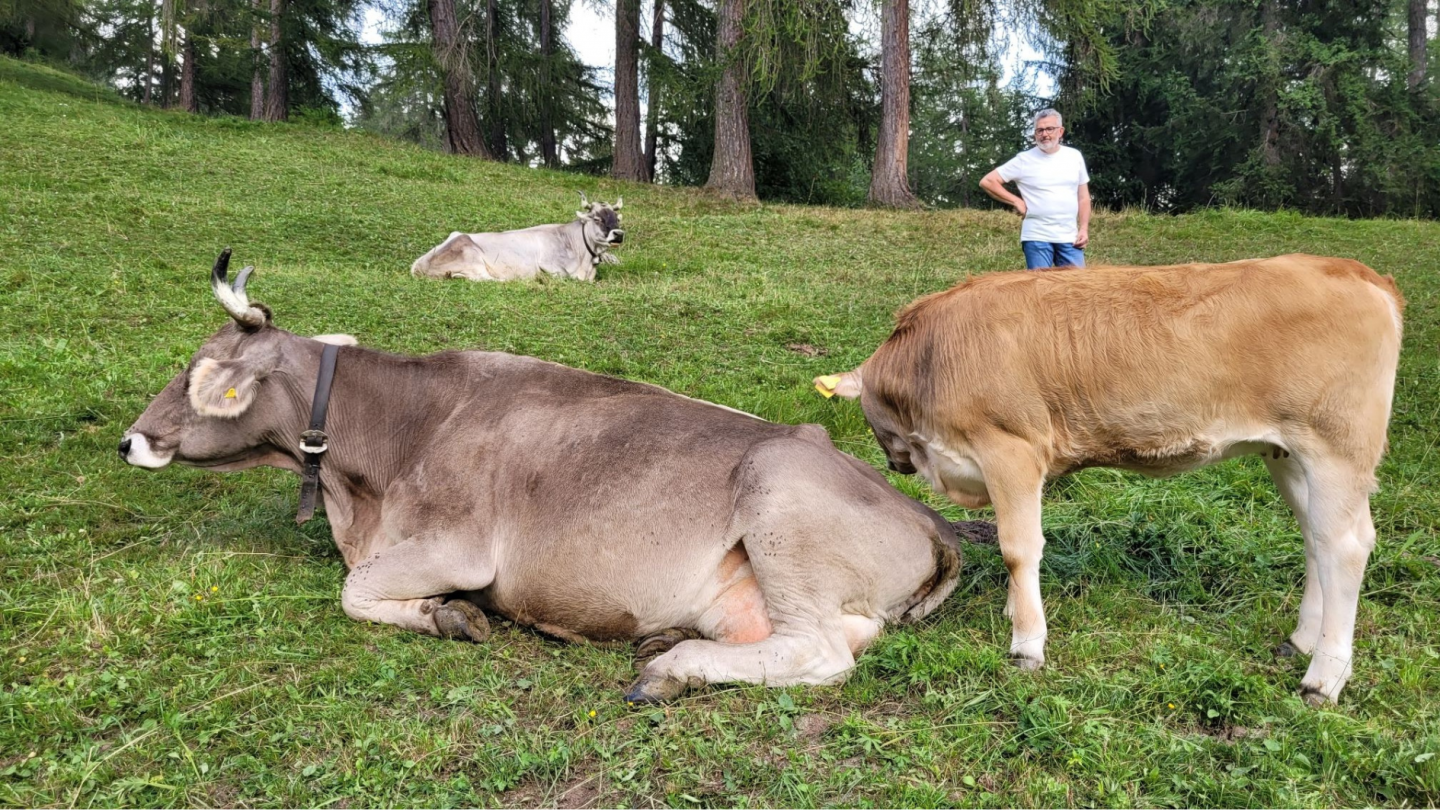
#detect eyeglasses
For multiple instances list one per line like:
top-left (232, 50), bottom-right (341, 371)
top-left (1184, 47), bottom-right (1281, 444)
top-left (1034, 126), bottom-right (1062, 135)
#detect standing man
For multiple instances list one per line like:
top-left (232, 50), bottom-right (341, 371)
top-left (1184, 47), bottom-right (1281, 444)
top-left (980, 108), bottom-right (1091, 269)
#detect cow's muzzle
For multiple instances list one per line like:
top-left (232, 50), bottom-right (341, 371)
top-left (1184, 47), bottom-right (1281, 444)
top-left (607, 229), bottom-right (624, 245)
top-left (118, 432), bottom-right (174, 469)
top-left (887, 458), bottom-right (917, 475)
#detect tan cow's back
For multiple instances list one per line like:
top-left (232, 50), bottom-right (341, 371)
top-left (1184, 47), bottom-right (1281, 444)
top-left (863, 254), bottom-right (1403, 482)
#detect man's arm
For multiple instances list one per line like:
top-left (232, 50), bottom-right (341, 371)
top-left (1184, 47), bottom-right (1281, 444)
top-left (1074, 183), bottom-right (1091, 248)
top-left (980, 170), bottom-right (1026, 217)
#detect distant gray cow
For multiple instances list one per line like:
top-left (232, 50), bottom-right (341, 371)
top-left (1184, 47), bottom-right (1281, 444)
top-left (411, 195), bottom-right (624, 282)
top-left (121, 251), bottom-right (961, 703)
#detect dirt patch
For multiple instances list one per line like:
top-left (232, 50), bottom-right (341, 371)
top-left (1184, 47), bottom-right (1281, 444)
top-left (785, 343), bottom-right (828, 357)
top-left (951, 520), bottom-right (998, 545)
top-left (793, 713), bottom-right (833, 740)
top-left (557, 774), bottom-right (602, 809)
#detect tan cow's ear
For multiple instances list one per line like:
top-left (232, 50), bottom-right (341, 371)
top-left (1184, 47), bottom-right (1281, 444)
top-left (188, 356), bottom-right (266, 418)
top-left (815, 370), bottom-right (863, 400)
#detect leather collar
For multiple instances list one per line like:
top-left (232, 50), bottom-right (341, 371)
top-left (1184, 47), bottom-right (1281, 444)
top-left (296, 342), bottom-right (339, 525)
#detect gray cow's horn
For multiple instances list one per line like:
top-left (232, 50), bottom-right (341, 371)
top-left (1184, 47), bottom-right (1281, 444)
top-left (210, 249), bottom-right (266, 329)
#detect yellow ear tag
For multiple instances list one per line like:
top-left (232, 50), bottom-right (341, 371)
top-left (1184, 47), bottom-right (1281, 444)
top-left (224, 387), bottom-right (238, 399)
top-left (814, 375), bottom-right (840, 398)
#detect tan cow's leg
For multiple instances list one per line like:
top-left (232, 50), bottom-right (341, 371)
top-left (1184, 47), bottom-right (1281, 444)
top-left (982, 451), bottom-right (1048, 670)
top-left (1263, 454), bottom-right (1323, 656)
top-left (341, 536), bottom-right (496, 641)
top-left (1296, 461), bottom-right (1375, 704)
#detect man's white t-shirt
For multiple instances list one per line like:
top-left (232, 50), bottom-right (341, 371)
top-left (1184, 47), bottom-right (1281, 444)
top-left (996, 145), bottom-right (1090, 243)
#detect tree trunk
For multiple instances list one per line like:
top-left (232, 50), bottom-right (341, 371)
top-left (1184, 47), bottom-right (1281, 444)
top-left (1258, 0), bottom-right (1281, 168)
top-left (143, 8), bottom-right (156, 105)
top-left (249, 0), bottom-right (264, 119)
top-left (539, 0), bottom-right (558, 166)
top-left (644, 0), bottom-right (664, 180)
top-left (613, 0), bottom-right (648, 180)
top-left (867, 0), bottom-right (920, 207)
top-left (485, 0), bottom-right (506, 159)
top-left (1408, 0), bottom-right (1428, 90)
top-left (179, 29), bottom-right (198, 112)
top-left (263, 0), bottom-right (287, 121)
top-left (704, 0), bottom-right (755, 199)
top-left (427, 0), bottom-right (492, 157)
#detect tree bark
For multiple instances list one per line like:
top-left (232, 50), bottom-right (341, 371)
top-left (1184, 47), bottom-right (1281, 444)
top-left (704, 0), bottom-right (755, 199)
top-left (613, 0), bottom-right (648, 180)
top-left (143, 7), bottom-right (156, 105)
top-left (427, 0), bottom-right (492, 157)
top-left (644, 0), bottom-right (664, 180)
top-left (262, 0), bottom-right (287, 120)
top-left (179, 28), bottom-right (198, 112)
top-left (485, 0), bottom-right (506, 159)
top-left (1258, 0), bottom-right (1281, 168)
top-left (867, 0), bottom-right (920, 207)
top-left (1408, 0), bottom-right (1428, 90)
top-left (539, 0), bottom-right (558, 166)
top-left (249, 0), bottom-right (264, 119)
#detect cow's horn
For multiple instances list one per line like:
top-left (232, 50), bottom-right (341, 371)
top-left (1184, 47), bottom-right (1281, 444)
top-left (613, 196), bottom-right (623, 210)
top-left (578, 190), bottom-right (590, 208)
top-left (232, 265), bottom-right (255, 296)
top-left (210, 249), bottom-right (265, 329)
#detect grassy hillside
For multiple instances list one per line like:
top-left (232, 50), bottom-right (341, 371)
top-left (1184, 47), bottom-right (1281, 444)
top-left (2, 55), bottom-right (1438, 808)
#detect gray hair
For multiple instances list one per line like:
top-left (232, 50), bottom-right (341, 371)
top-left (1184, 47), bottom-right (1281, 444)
top-left (1033, 108), bottom-right (1063, 127)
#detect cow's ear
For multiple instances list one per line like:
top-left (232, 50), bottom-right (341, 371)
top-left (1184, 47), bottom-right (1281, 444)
top-left (188, 356), bottom-right (270, 418)
top-left (576, 210), bottom-right (589, 219)
top-left (815, 370), bottom-right (863, 400)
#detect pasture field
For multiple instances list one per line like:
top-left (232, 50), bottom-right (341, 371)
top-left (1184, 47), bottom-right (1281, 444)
top-left (2, 56), bottom-right (1439, 808)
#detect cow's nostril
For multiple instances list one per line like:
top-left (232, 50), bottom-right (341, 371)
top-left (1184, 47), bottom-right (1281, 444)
top-left (118, 437), bottom-right (132, 457)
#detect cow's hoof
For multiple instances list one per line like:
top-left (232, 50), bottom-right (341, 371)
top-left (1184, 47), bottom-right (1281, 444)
top-left (624, 674), bottom-right (693, 705)
top-left (1009, 654), bottom-right (1043, 672)
top-left (1298, 685), bottom-right (1332, 707)
top-left (635, 628), bottom-right (702, 662)
top-left (1275, 641), bottom-right (1299, 658)
top-left (434, 598), bottom-right (490, 643)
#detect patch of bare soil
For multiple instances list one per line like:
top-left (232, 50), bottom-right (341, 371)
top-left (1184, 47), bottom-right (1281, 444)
top-left (793, 713), bottom-right (833, 740)
top-left (786, 343), bottom-right (828, 357)
top-left (951, 520), bottom-right (998, 545)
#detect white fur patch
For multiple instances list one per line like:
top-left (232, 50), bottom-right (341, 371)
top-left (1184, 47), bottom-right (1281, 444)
top-left (312, 334), bottom-right (358, 346)
top-left (188, 357), bottom-right (258, 418)
top-left (123, 433), bottom-right (173, 468)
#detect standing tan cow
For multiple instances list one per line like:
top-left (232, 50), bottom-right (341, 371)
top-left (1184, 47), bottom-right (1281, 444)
top-left (816, 255), bottom-right (1404, 704)
top-left (121, 251), bottom-right (961, 703)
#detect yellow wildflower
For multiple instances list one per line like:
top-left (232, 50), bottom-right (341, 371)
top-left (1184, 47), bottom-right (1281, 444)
top-left (210, 586), bottom-right (219, 593)
top-left (588, 710), bottom-right (597, 718)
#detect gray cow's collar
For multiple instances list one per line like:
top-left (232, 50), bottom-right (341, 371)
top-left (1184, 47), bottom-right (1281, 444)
top-left (578, 220), bottom-right (606, 261)
top-left (295, 342), bottom-right (339, 525)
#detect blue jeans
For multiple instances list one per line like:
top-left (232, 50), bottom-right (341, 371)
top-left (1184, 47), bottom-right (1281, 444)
top-left (1021, 241), bottom-right (1085, 270)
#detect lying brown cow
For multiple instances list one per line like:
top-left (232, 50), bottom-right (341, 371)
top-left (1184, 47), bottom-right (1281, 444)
top-left (121, 251), bottom-right (960, 703)
top-left (817, 254), bottom-right (1403, 704)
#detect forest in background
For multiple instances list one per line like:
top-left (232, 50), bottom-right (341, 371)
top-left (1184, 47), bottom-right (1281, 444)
top-left (3, 0), bottom-right (1437, 216)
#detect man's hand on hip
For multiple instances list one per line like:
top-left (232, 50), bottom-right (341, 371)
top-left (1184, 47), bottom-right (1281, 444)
top-left (1074, 227), bottom-right (1089, 248)
top-left (1013, 199), bottom-right (1027, 217)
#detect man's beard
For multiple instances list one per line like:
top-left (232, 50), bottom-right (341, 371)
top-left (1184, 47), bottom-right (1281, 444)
top-left (1037, 140), bottom-right (1061, 154)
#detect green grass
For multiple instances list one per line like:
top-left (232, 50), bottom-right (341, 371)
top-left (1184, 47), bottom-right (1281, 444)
top-left (2, 55), bottom-right (1439, 808)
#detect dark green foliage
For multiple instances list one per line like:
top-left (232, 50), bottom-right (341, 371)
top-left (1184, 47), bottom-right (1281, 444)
top-left (355, 0), bottom-right (608, 167)
top-left (1056, 0), bottom-right (1440, 217)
